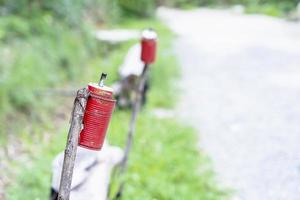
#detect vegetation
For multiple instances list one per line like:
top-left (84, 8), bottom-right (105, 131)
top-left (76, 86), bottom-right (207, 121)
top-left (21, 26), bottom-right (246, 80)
top-left (0, 1), bottom-right (298, 126)
top-left (0, 0), bottom-right (228, 199)
top-left (130, 0), bottom-right (298, 16)
top-left (2, 0), bottom-right (294, 199)
top-left (4, 16), bottom-right (228, 199)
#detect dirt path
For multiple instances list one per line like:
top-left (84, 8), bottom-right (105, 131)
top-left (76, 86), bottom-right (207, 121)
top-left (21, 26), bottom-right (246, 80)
top-left (158, 7), bottom-right (300, 200)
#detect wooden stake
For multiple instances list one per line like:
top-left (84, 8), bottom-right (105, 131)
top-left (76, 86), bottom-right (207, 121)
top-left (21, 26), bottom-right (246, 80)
top-left (58, 88), bottom-right (89, 200)
top-left (113, 64), bottom-right (149, 199)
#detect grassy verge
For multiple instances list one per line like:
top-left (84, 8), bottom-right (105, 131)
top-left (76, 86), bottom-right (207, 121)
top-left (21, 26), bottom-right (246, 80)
top-left (5, 19), bottom-right (228, 200)
top-left (108, 113), bottom-right (228, 199)
top-left (244, 2), bottom-right (297, 17)
top-left (170, 1), bottom-right (298, 18)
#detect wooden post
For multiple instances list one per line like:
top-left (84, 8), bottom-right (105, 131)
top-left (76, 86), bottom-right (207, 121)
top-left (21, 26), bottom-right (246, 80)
top-left (58, 88), bottom-right (89, 200)
top-left (122, 64), bottom-right (149, 170)
top-left (113, 64), bottom-right (149, 199)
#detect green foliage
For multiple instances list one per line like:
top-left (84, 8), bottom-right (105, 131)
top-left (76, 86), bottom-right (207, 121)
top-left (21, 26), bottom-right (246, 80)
top-left (5, 18), bottom-right (228, 200)
top-left (1, 0), bottom-right (82, 25)
top-left (118, 0), bottom-right (156, 17)
top-left (85, 0), bottom-right (121, 24)
top-left (0, 0), bottom-right (121, 26)
top-left (0, 0), bottom-right (298, 20)
top-left (161, 0), bottom-right (200, 7)
top-left (158, 0), bottom-right (298, 15)
top-left (246, 3), bottom-right (281, 16)
top-left (245, 1), bottom-right (298, 16)
top-left (0, 16), bottom-right (31, 39)
top-left (0, 19), bottom-right (93, 113)
top-left (6, 124), bottom-right (68, 200)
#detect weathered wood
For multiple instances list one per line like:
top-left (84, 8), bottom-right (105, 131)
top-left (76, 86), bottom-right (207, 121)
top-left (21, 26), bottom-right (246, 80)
top-left (58, 88), bottom-right (89, 200)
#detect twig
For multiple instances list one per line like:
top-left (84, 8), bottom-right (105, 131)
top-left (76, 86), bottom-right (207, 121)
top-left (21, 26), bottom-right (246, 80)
top-left (58, 88), bottom-right (89, 200)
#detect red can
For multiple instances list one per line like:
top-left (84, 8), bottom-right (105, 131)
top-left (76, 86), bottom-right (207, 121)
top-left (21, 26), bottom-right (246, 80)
top-left (79, 83), bottom-right (116, 151)
top-left (141, 29), bottom-right (157, 64)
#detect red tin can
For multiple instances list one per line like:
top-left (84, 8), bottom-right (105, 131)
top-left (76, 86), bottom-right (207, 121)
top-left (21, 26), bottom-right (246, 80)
top-left (79, 83), bottom-right (116, 151)
top-left (141, 29), bottom-right (157, 64)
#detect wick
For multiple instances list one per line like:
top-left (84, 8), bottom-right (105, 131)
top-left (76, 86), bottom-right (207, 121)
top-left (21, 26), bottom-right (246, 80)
top-left (99, 73), bottom-right (107, 87)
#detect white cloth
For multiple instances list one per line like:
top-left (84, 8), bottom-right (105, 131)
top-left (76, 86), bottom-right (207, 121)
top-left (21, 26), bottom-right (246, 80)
top-left (51, 141), bottom-right (123, 200)
top-left (118, 44), bottom-right (144, 78)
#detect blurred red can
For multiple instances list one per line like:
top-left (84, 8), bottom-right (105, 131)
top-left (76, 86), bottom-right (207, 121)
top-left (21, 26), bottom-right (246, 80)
top-left (79, 82), bottom-right (116, 151)
top-left (141, 29), bottom-right (157, 64)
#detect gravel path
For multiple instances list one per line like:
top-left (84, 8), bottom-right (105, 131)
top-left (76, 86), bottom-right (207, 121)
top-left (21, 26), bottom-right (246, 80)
top-left (158, 7), bottom-right (300, 200)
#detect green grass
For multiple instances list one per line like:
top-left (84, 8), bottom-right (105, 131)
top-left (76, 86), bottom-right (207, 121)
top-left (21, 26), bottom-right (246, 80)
top-left (108, 113), bottom-right (227, 199)
top-left (241, 1), bottom-right (297, 17)
top-left (7, 113), bottom-right (227, 200)
top-left (245, 3), bottom-right (285, 17)
top-left (5, 18), bottom-right (228, 200)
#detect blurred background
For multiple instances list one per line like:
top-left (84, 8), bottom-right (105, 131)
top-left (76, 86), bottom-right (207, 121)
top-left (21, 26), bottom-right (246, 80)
top-left (0, 0), bottom-right (299, 200)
